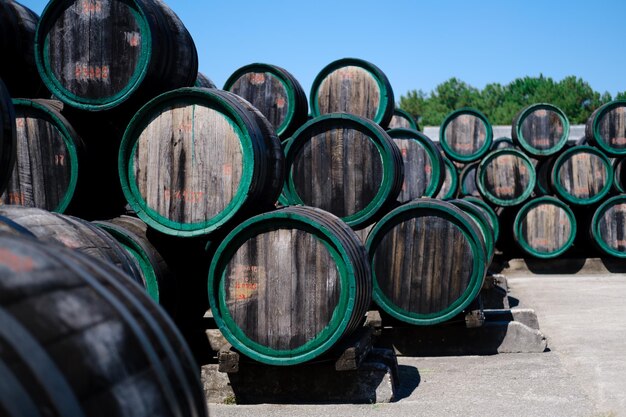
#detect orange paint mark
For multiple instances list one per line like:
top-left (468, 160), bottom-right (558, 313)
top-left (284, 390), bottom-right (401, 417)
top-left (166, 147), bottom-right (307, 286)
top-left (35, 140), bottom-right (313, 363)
top-left (424, 164), bottom-right (432, 175)
top-left (164, 189), bottom-right (204, 203)
top-left (15, 119), bottom-right (25, 129)
top-left (125, 32), bottom-right (141, 47)
top-left (613, 137), bottom-right (626, 146)
top-left (0, 248), bottom-right (35, 273)
top-left (223, 164), bottom-right (232, 176)
top-left (249, 73), bottom-right (266, 85)
top-left (6, 192), bottom-right (25, 206)
top-left (80, 0), bottom-right (102, 14)
top-left (275, 96), bottom-right (286, 109)
top-left (54, 154), bottom-right (65, 166)
top-left (74, 63), bottom-right (109, 82)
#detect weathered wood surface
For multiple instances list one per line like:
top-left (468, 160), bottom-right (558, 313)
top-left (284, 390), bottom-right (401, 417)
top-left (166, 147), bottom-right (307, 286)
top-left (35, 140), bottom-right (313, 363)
top-left (225, 64), bottom-right (308, 138)
top-left (491, 137), bottom-right (515, 150)
top-left (195, 72), bottom-right (216, 88)
top-left (552, 147), bottom-right (611, 203)
top-left (459, 162), bottom-right (481, 197)
top-left (0, 234), bottom-right (207, 417)
top-left (534, 156), bottom-right (556, 196)
top-left (478, 150), bottom-right (534, 205)
top-left (209, 206), bottom-right (372, 365)
top-left (593, 197), bottom-right (626, 256)
top-left (0, 205), bottom-right (142, 284)
top-left (586, 101), bottom-right (626, 154)
top-left (370, 202), bottom-right (482, 318)
top-left (614, 158), bottom-right (626, 192)
top-left (1, 100), bottom-right (82, 212)
top-left (436, 156), bottom-right (458, 199)
top-left (516, 198), bottom-right (575, 256)
top-left (441, 111), bottom-right (490, 161)
top-left (0, 79), bottom-right (16, 197)
top-left (516, 108), bottom-right (565, 151)
top-left (0, 0), bottom-right (47, 97)
top-left (38, 0), bottom-right (198, 109)
top-left (387, 109), bottom-right (417, 130)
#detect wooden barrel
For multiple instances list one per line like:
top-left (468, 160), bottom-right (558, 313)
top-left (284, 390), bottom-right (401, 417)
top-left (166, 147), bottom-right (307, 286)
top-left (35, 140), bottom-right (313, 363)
top-left (614, 158), bottom-right (626, 193)
top-left (435, 155), bottom-right (459, 200)
top-left (512, 103), bottom-right (569, 157)
top-left (387, 108), bottom-right (418, 130)
top-left (195, 72), bottom-right (216, 89)
top-left (439, 108), bottom-right (492, 163)
top-left (491, 137), bottom-right (515, 150)
top-left (1, 99), bottom-right (84, 213)
top-left (0, 79), bottom-right (16, 197)
top-left (0, 0), bottom-right (47, 98)
top-left (534, 156), bottom-right (557, 196)
top-left (282, 113), bottom-right (403, 229)
top-left (35, 0), bottom-right (198, 111)
top-left (585, 100), bottom-right (626, 156)
top-left (224, 63), bottom-right (308, 140)
top-left (93, 215), bottom-right (173, 307)
top-left (477, 149), bottom-right (536, 207)
top-left (449, 199), bottom-right (495, 261)
top-left (458, 162), bottom-right (481, 197)
top-left (208, 206), bottom-right (372, 365)
top-left (513, 196), bottom-right (577, 259)
top-left (310, 58), bottom-right (394, 127)
top-left (119, 87), bottom-right (284, 237)
top-left (551, 145), bottom-right (613, 205)
top-left (0, 205), bottom-right (143, 285)
top-left (0, 234), bottom-right (207, 417)
top-left (463, 196), bottom-right (500, 242)
top-left (590, 195), bottom-right (626, 258)
top-left (366, 198), bottom-right (487, 325)
top-left (387, 128), bottom-right (443, 202)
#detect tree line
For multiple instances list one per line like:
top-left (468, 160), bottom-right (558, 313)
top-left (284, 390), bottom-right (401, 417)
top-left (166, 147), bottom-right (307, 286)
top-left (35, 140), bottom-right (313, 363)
top-left (399, 75), bottom-right (626, 128)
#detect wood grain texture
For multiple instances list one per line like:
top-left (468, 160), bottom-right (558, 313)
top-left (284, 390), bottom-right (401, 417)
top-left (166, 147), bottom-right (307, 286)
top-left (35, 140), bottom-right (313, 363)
top-left (480, 153), bottom-right (533, 201)
top-left (436, 156), bottom-right (457, 199)
top-left (133, 103), bottom-right (243, 224)
top-left (388, 109), bottom-right (417, 130)
top-left (587, 102), bottom-right (626, 153)
top-left (0, 234), bottom-right (207, 417)
top-left (595, 201), bottom-right (626, 253)
top-left (614, 158), bottom-right (626, 192)
top-left (316, 66), bottom-right (381, 121)
top-left (373, 215), bottom-right (474, 314)
top-left (1, 101), bottom-right (78, 211)
top-left (459, 163), bottom-right (480, 197)
top-left (518, 201), bottom-right (573, 254)
top-left (224, 228), bottom-right (340, 350)
top-left (393, 138), bottom-right (434, 202)
top-left (519, 109), bottom-right (564, 151)
top-left (554, 150), bottom-right (610, 201)
top-left (291, 127), bottom-right (384, 217)
top-left (443, 114), bottom-right (487, 158)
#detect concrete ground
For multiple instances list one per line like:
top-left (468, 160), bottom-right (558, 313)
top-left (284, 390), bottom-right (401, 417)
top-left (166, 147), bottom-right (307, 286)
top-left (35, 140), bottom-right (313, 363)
top-left (208, 271), bottom-right (626, 417)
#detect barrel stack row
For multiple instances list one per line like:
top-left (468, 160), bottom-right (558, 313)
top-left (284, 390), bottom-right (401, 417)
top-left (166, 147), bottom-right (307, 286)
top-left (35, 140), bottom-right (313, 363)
top-left (436, 100), bottom-right (626, 260)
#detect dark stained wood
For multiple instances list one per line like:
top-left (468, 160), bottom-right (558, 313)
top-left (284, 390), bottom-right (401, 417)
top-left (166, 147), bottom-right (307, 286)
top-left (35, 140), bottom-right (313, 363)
top-left (517, 199), bottom-right (574, 255)
top-left (459, 162), bottom-right (481, 197)
top-left (491, 137), bottom-right (515, 150)
top-left (0, 0), bottom-right (47, 97)
top-left (479, 151), bottom-right (534, 204)
top-left (373, 214), bottom-right (474, 315)
top-left (436, 156), bottom-right (457, 199)
top-left (614, 158), bottom-right (626, 192)
top-left (553, 147), bottom-right (611, 202)
top-left (0, 234), bottom-right (207, 417)
top-left (38, 0), bottom-right (198, 110)
top-left (1, 100), bottom-right (83, 211)
top-left (387, 109), bottom-right (417, 130)
top-left (0, 205), bottom-right (142, 284)
top-left (534, 156), bottom-right (556, 196)
top-left (195, 72), bottom-right (216, 88)
top-left (0, 80), bottom-right (16, 197)
top-left (442, 112), bottom-right (488, 160)
top-left (517, 108), bottom-right (565, 151)
top-left (594, 199), bottom-right (626, 254)
top-left (586, 101), bottom-right (626, 154)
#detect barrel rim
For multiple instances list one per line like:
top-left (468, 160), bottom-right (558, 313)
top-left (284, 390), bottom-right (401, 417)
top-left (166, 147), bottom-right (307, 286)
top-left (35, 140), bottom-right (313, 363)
top-left (35, 0), bottom-right (153, 111)
top-left (462, 196), bottom-right (500, 242)
top-left (513, 196), bottom-right (577, 259)
top-left (119, 87), bottom-right (256, 237)
top-left (477, 148), bottom-right (536, 207)
top-left (283, 112), bottom-right (401, 229)
top-left (449, 199), bottom-right (495, 261)
top-left (223, 62), bottom-right (300, 137)
top-left (513, 103), bottom-right (570, 157)
top-left (309, 57), bottom-right (394, 127)
top-left (614, 158), bottom-right (625, 193)
top-left (591, 194), bottom-right (626, 258)
top-left (589, 99), bottom-right (626, 156)
top-left (0, 80), bottom-right (17, 198)
top-left (390, 108), bottom-right (418, 131)
top-left (366, 198), bottom-right (487, 325)
top-left (438, 155), bottom-right (459, 200)
top-left (439, 107), bottom-right (493, 163)
top-left (11, 98), bottom-right (80, 213)
top-left (551, 145), bottom-right (613, 206)
top-left (387, 127), bottom-right (444, 198)
top-left (208, 208), bottom-right (359, 365)
top-left (459, 161), bottom-right (480, 197)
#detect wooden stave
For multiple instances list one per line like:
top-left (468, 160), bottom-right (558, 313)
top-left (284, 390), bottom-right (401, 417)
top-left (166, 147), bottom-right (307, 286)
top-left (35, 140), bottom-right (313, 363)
top-left (512, 103), bottom-right (569, 157)
top-left (309, 58), bottom-right (395, 128)
top-left (119, 87), bottom-right (282, 237)
top-left (387, 127), bottom-right (444, 201)
top-left (208, 206), bottom-right (372, 366)
top-left (585, 100), bottom-right (626, 157)
top-left (551, 145), bottom-right (613, 206)
top-left (613, 158), bottom-right (626, 193)
top-left (590, 194), bottom-right (626, 258)
top-left (0, 79), bottom-right (16, 198)
top-left (194, 72), bottom-right (216, 89)
top-left (387, 108), bottom-right (418, 131)
top-left (458, 162), bottom-right (481, 198)
top-left (476, 148), bottom-right (536, 207)
top-left (0, 0), bottom-right (48, 98)
top-left (436, 155), bottom-right (459, 200)
top-left (439, 107), bottom-right (493, 163)
top-left (513, 196), bottom-right (577, 259)
top-left (35, 0), bottom-right (198, 112)
top-left (282, 112), bottom-right (404, 230)
top-left (450, 199), bottom-right (495, 261)
top-left (463, 195), bottom-right (500, 243)
top-left (3, 98), bottom-right (85, 213)
top-left (224, 63), bottom-right (309, 140)
top-left (366, 198), bottom-right (487, 326)
top-left (0, 234), bottom-right (207, 417)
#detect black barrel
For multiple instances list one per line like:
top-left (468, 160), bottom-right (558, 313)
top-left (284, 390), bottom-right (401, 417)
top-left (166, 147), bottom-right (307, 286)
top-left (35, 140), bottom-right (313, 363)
top-left (195, 72), bottom-right (216, 89)
top-left (590, 195), bottom-right (626, 258)
top-left (0, 79), bottom-right (16, 197)
top-left (439, 108), bottom-right (493, 163)
top-left (585, 100), bottom-right (626, 157)
top-left (0, 234), bottom-right (207, 417)
top-left (512, 103), bottom-right (569, 157)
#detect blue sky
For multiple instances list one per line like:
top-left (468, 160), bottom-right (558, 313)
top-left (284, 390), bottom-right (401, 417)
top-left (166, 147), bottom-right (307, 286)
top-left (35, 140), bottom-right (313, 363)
top-left (22, 0), bottom-right (626, 100)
